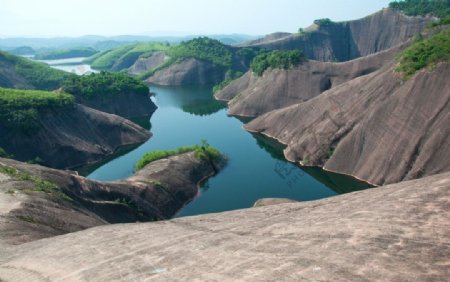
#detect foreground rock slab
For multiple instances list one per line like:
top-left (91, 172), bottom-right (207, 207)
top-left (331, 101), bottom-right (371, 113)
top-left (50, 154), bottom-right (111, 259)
top-left (0, 172), bottom-right (448, 281)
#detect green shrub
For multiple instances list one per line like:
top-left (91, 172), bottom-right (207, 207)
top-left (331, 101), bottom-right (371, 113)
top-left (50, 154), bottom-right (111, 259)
top-left (0, 87), bottom-right (74, 130)
top-left (389, 0), bottom-right (450, 18)
top-left (61, 72), bottom-right (149, 99)
top-left (136, 141), bottom-right (222, 170)
top-left (314, 18), bottom-right (334, 26)
top-left (396, 28), bottom-right (450, 78)
top-left (212, 70), bottom-right (244, 93)
top-left (250, 50), bottom-right (306, 76)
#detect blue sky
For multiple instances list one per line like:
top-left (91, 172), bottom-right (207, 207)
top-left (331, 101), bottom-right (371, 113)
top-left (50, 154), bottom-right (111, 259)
top-left (0, 0), bottom-right (393, 37)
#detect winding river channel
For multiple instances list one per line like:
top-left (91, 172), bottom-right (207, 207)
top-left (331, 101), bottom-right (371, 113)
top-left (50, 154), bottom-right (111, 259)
top-left (85, 85), bottom-right (371, 217)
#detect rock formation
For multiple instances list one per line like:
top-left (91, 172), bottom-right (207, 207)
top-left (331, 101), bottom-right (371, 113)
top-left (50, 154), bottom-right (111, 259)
top-left (246, 62), bottom-right (450, 185)
top-left (0, 171), bottom-right (448, 281)
top-left (0, 150), bottom-right (224, 246)
top-left (128, 51), bottom-right (168, 76)
top-left (0, 104), bottom-right (151, 169)
top-left (146, 58), bottom-right (227, 86)
top-left (241, 9), bottom-right (433, 62)
top-left (215, 43), bottom-right (405, 117)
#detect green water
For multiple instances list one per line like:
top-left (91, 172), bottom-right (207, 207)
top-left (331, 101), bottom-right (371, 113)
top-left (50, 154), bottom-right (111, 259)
top-left (87, 85), bottom-right (371, 217)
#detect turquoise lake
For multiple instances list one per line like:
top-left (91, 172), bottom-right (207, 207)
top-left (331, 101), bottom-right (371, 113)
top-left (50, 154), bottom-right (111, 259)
top-left (87, 85), bottom-right (371, 217)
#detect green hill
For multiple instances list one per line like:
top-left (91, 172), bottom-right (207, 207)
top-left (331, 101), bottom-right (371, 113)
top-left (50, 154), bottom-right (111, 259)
top-left (0, 50), bottom-right (73, 90)
top-left (34, 47), bottom-right (99, 60)
top-left (85, 42), bottom-right (170, 71)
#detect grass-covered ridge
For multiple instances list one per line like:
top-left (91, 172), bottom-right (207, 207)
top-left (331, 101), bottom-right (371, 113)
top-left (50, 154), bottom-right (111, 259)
top-left (0, 87), bottom-right (74, 130)
top-left (389, 0), bottom-right (450, 18)
top-left (396, 28), bottom-right (450, 78)
top-left (85, 42), bottom-right (169, 71)
top-left (138, 37), bottom-right (240, 80)
top-left (167, 37), bottom-right (233, 68)
top-left (136, 141), bottom-right (222, 170)
top-left (250, 50), bottom-right (306, 76)
top-left (61, 72), bottom-right (149, 99)
top-left (35, 47), bottom-right (99, 60)
top-left (0, 50), bottom-right (72, 90)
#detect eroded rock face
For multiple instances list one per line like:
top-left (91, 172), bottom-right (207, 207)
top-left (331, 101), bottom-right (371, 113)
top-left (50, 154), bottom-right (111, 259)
top-left (215, 44), bottom-right (403, 117)
top-left (0, 104), bottom-right (151, 169)
top-left (146, 58), bottom-right (227, 86)
top-left (246, 63), bottom-right (450, 185)
top-left (0, 171), bottom-right (448, 281)
top-left (0, 151), bottom-right (224, 245)
top-left (74, 91), bottom-right (157, 120)
top-left (128, 52), bottom-right (168, 76)
top-left (241, 9), bottom-right (433, 62)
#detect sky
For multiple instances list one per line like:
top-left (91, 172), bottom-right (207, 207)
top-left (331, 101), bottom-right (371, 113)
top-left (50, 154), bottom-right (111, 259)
top-left (0, 0), bottom-right (393, 38)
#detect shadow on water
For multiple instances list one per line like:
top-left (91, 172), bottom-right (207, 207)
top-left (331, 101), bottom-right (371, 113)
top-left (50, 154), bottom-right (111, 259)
top-left (182, 99), bottom-right (226, 116)
top-left (252, 132), bottom-right (373, 195)
top-left (130, 115), bottom-right (152, 130)
top-left (77, 143), bottom-right (141, 177)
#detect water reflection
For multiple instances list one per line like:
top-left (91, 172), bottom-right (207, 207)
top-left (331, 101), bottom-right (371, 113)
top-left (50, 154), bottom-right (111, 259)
top-left (252, 132), bottom-right (373, 194)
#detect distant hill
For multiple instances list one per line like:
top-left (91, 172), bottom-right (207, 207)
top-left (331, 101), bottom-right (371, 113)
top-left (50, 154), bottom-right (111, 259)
top-left (0, 50), bottom-right (72, 90)
top-left (34, 47), bottom-right (99, 60)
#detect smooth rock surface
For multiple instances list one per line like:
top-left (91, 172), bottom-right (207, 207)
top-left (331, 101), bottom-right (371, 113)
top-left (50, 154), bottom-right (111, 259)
top-left (253, 198), bottom-right (298, 207)
top-left (215, 44), bottom-right (404, 117)
top-left (246, 62), bottom-right (450, 185)
top-left (241, 9), bottom-right (432, 62)
top-left (146, 58), bottom-right (227, 86)
top-left (0, 171), bottom-right (448, 281)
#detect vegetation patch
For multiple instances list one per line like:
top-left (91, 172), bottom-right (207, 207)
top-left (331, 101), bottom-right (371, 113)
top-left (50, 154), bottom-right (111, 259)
top-left (314, 18), bottom-right (334, 26)
top-left (0, 51), bottom-right (72, 90)
top-left (396, 28), bottom-right (450, 79)
top-left (0, 87), bottom-right (74, 131)
top-left (251, 50), bottom-right (306, 76)
top-left (389, 0), bottom-right (450, 18)
top-left (85, 42), bottom-right (169, 71)
top-left (61, 72), bottom-right (149, 99)
top-left (0, 165), bottom-right (56, 193)
top-left (136, 141), bottom-right (222, 170)
top-left (212, 70), bottom-right (244, 93)
top-left (138, 37), bottom-right (237, 80)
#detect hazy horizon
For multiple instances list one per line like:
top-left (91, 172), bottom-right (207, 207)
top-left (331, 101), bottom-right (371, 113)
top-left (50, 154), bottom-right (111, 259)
top-left (1, 0), bottom-right (392, 38)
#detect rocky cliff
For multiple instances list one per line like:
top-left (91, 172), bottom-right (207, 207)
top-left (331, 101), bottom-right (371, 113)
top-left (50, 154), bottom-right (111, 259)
top-left (0, 104), bottom-right (150, 169)
top-left (146, 58), bottom-right (227, 86)
top-left (215, 44), bottom-right (405, 117)
top-left (74, 91), bottom-right (156, 120)
top-left (0, 151), bottom-right (224, 246)
top-left (241, 9), bottom-right (433, 62)
top-left (246, 62), bottom-right (450, 185)
top-left (128, 51), bottom-right (168, 76)
top-left (0, 170), bottom-right (448, 281)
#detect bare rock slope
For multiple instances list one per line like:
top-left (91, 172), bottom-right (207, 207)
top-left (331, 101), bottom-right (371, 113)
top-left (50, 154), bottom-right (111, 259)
top-left (242, 9), bottom-right (432, 62)
top-left (0, 171), bottom-right (448, 281)
top-left (215, 44), bottom-right (404, 117)
top-left (146, 58), bottom-right (227, 86)
top-left (128, 51), bottom-right (168, 76)
top-left (246, 62), bottom-right (450, 185)
top-left (0, 151), bottom-right (223, 246)
top-left (0, 104), bottom-right (150, 169)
